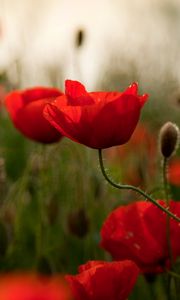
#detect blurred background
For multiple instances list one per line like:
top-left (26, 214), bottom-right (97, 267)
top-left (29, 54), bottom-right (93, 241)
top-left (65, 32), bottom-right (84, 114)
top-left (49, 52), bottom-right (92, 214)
top-left (0, 0), bottom-right (180, 95)
top-left (0, 1), bottom-right (179, 299)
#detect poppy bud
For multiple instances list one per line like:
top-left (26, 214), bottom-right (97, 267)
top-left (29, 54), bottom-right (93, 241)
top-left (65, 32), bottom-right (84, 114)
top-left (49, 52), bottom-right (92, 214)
top-left (67, 208), bottom-right (89, 238)
top-left (159, 122), bottom-right (179, 158)
top-left (75, 29), bottom-right (85, 47)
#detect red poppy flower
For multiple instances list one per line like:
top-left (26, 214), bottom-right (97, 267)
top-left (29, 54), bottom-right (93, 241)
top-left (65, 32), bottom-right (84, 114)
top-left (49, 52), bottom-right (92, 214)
top-left (168, 159), bottom-right (180, 186)
top-left (44, 80), bottom-right (148, 149)
top-left (100, 200), bottom-right (180, 273)
top-left (66, 260), bottom-right (139, 300)
top-left (0, 273), bottom-right (72, 300)
top-left (5, 87), bottom-right (63, 143)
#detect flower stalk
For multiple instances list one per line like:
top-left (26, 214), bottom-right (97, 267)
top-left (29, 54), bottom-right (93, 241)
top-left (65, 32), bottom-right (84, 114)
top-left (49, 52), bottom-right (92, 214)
top-left (98, 149), bottom-right (180, 223)
top-left (162, 157), bottom-right (174, 265)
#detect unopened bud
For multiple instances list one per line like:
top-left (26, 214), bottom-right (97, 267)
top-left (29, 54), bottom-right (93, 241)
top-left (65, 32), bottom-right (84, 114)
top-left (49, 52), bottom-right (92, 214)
top-left (159, 122), bottom-right (179, 158)
top-left (67, 208), bottom-right (89, 238)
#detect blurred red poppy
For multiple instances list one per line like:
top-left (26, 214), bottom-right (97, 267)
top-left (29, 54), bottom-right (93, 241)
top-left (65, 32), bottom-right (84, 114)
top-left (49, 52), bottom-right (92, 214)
top-left (44, 80), bottom-right (148, 149)
top-left (100, 200), bottom-right (180, 273)
top-left (66, 260), bottom-right (139, 300)
top-left (168, 159), bottom-right (180, 186)
top-left (5, 87), bottom-right (63, 143)
top-left (0, 273), bottom-right (72, 300)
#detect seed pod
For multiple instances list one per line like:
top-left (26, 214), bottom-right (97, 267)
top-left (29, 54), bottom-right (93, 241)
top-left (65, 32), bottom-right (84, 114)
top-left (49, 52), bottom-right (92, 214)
top-left (67, 208), bottom-right (89, 238)
top-left (75, 29), bottom-right (85, 48)
top-left (159, 122), bottom-right (179, 158)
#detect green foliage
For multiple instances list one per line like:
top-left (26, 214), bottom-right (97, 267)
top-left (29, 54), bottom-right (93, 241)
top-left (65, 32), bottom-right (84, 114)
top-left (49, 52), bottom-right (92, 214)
top-left (0, 89), bottom-right (179, 299)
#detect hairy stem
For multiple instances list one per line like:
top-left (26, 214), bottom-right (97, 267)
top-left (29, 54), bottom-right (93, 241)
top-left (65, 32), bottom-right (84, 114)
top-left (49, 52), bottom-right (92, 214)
top-left (98, 149), bottom-right (180, 223)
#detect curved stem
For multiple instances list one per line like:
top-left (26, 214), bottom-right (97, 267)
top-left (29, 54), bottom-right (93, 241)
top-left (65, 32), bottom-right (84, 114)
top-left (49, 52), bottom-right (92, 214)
top-left (98, 149), bottom-right (180, 223)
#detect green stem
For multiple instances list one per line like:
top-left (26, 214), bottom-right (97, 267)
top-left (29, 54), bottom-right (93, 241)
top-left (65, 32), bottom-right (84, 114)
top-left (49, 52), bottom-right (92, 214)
top-left (162, 158), bottom-right (174, 266)
top-left (163, 158), bottom-right (169, 203)
top-left (163, 158), bottom-right (178, 300)
top-left (167, 271), bottom-right (180, 281)
top-left (98, 149), bottom-right (180, 223)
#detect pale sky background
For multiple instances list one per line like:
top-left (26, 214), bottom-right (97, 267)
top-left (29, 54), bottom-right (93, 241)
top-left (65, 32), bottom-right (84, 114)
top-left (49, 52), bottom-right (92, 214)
top-left (0, 0), bottom-right (180, 105)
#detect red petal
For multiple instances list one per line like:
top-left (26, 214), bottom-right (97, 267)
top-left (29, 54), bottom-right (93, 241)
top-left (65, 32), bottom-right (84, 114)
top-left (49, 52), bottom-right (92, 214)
top-left (139, 94), bottom-right (149, 107)
top-left (44, 92), bottom-right (142, 149)
top-left (100, 201), bottom-right (167, 273)
top-left (5, 87), bottom-right (62, 143)
top-left (22, 87), bottom-right (63, 104)
top-left (66, 260), bottom-right (139, 300)
top-left (65, 80), bottom-right (94, 105)
top-left (44, 103), bottom-right (84, 144)
top-left (5, 92), bottom-right (24, 120)
top-left (16, 99), bottom-right (62, 143)
top-left (124, 83), bottom-right (148, 107)
top-left (78, 261), bottom-right (106, 273)
top-left (124, 82), bottom-right (138, 95)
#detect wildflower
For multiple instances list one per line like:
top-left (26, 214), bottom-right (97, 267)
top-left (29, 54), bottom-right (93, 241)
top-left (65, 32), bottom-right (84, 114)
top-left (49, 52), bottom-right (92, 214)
top-left (0, 273), bottom-right (72, 300)
top-left (66, 260), bottom-right (139, 300)
top-left (5, 87), bottom-right (63, 143)
top-left (44, 80), bottom-right (148, 149)
top-left (100, 200), bottom-right (180, 273)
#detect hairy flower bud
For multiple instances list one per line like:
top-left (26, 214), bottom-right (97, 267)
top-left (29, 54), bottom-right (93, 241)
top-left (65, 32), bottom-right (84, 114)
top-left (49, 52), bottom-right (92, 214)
top-left (159, 122), bottom-right (179, 158)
